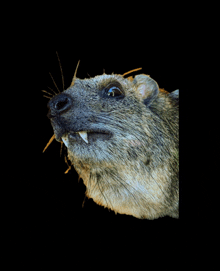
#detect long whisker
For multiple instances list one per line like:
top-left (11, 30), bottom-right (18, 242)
top-left (82, 195), bottom-right (87, 208)
top-left (70, 60), bottom-right (80, 87)
top-left (122, 67), bottom-right (142, 77)
top-left (64, 155), bottom-right (71, 174)
top-left (43, 134), bottom-right (55, 153)
top-left (56, 51), bottom-right (65, 91)
top-left (41, 89), bottom-right (53, 96)
top-left (43, 95), bottom-right (52, 99)
top-left (60, 141), bottom-right (63, 157)
top-left (49, 72), bottom-right (60, 93)
top-left (47, 86), bottom-right (57, 96)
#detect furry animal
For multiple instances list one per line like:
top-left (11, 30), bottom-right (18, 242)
top-left (44, 68), bottom-right (179, 219)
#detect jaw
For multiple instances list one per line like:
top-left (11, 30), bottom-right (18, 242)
top-left (61, 131), bottom-right (117, 167)
top-left (62, 130), bottom-right (149, 169)
top-left (62, 130), bottom-right (113, 146)
top-left (61, 134), bottom-right (177, 219)
top-left (72, 156), bottom-right (173, 219)
top-left (50, 115), bottom-right (113, 144)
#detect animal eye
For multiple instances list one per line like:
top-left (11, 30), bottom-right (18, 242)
top-left (107, 86), bottom-right (122, 97)
top-left (102, 81), bottom-right (124, 99)
top-left (105, 85), bottom-right (124, 98)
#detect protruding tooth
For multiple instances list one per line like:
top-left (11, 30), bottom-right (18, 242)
top-left (62, 137), bottom-right (69, 148)
top-left (78, 131), bottom-right (88, 144)
top-left (62, 135), bottom-right (69, 148)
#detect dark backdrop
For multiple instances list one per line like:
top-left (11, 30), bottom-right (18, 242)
top-left (14, 21), bottom-right (192, 251)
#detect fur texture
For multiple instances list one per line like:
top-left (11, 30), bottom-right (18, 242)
top-left (47, 73), bottom-right (179, 219)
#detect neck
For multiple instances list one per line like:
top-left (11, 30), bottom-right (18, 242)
top-left (70, 155), bottom-right (178, 219)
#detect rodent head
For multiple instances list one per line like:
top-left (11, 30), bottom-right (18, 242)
top-left (46, 72), bottom-right (179, 219)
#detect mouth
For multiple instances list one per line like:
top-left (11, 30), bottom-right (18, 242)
top-left (61, 130), bottom-right (113, 146)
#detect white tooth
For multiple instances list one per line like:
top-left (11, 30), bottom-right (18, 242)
top-left (62, 134), bottom-right (69, 148)
top-left (78, 131), bottom-right (88, 144)
top-left (62, 138), bottom-right (69, 147)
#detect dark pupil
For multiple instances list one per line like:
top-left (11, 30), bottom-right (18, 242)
top-left (107, 87), bottom-right (121, 97)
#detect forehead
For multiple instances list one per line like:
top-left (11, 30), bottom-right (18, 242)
top-left (67, 74), bottom-right (133, 93)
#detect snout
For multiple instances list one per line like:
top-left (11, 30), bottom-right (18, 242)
top-left (47, 93), bottom-right (72, 118)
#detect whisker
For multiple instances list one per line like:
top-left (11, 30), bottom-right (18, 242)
top-left (41, 89), bottom-right (53, 96)
top-left (82, 195), bottom-right (87, 208)
top-left (70, 60), bottom-right (80, 87)
top-left (122, 67), bottom-right (142, 77)
top-left (64, 155), bottom-right (71, 174)
top-left (47, 86), bottom-right (57, 96)
top-left (60, 141), bottom-right (63, 157)
top-left (43, 134), bottom-right (55, 153)
top-left (56, 51), bottom-right (65, 91)
top-left (43, 95), bottom-right (52, 99)
top-left (49, 72), bottom-right (60, 93)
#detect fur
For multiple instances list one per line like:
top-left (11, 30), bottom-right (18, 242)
top-left (46, 73), bottom-right (179, 219)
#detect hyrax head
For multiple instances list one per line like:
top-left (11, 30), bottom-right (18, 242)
top-left (47, 73), bottom-right (160, 161)
top-left (46, 72), bottom-right (179, 219)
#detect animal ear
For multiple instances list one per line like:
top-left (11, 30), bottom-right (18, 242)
top-left (133, 74), bottom-right (159, 106)
top-left (169, 89), bottom-right (179, 105)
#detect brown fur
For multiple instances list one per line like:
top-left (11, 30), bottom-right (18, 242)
top-left (45, 71), bottom-right (179, 219)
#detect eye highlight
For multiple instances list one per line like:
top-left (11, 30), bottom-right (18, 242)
top-left (107, 86), bottom-right (122, 97)
top-left (103, 82), bottom-right (124, 99)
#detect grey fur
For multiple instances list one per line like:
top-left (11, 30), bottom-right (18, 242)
top-left (46, 73), bottom-right (179, 219)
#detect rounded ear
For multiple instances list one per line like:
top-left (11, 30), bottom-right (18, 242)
top-left (169, 89), bottom-right (179, 105)
top-left (133, 74), bottom-right (159, 106)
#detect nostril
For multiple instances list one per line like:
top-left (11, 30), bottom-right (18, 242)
top-left (55, 97), bottom-right (69, 111)
top-left (47, 93), bottom-right (72, 116)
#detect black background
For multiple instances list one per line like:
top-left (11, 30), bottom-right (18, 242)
top-left (11, 11), bottom-right (199, 252)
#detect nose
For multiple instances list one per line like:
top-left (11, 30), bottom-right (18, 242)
top-left (47, 93), bottom-right (72, 117)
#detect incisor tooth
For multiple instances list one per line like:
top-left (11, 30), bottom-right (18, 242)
top-left (78, 131), bottom-right (88, 144)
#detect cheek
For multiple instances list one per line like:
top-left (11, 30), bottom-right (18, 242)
top-left (129, 140), bottom-right (143, 147)
top-left (122, 135), bottom-right (144, 147)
